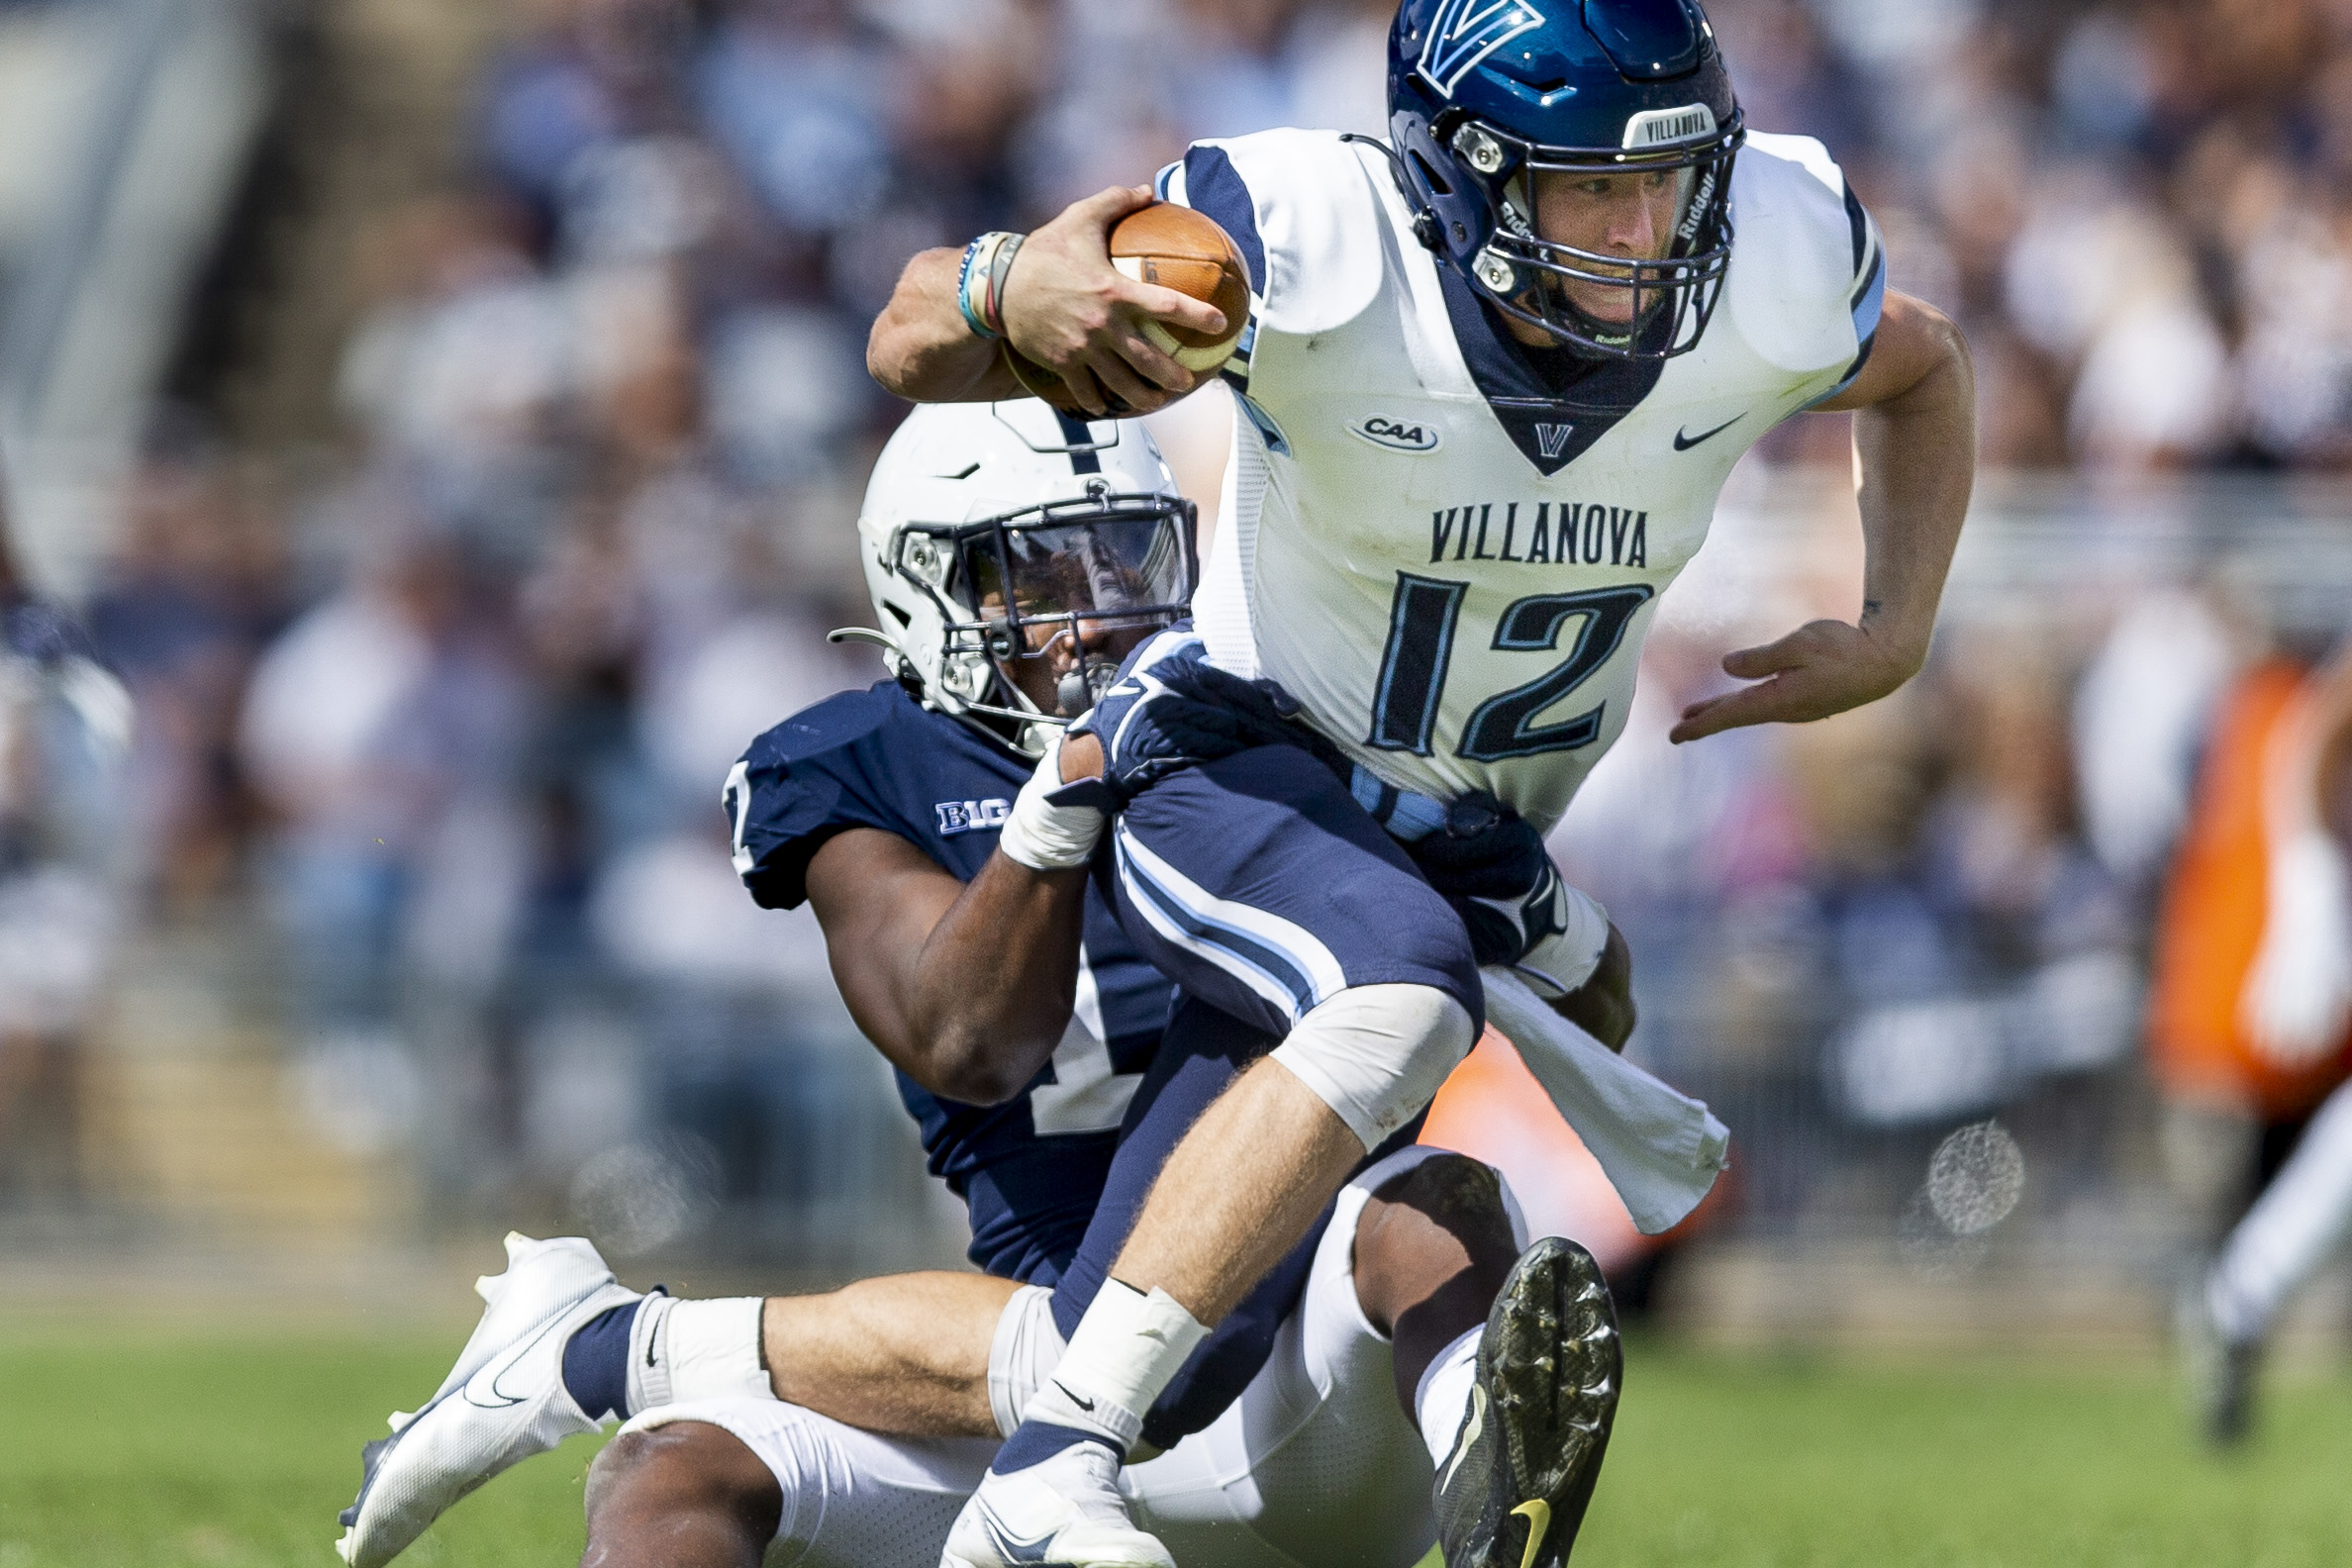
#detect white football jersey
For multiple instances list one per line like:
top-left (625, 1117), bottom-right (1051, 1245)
top-left (1160, 128), bottom-right (1884, 833)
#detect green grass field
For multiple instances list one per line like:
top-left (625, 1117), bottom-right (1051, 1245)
top-left (1, 1324), bottom-right (2347, 1567)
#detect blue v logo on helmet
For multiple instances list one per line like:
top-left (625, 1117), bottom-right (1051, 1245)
top-left (1418, 0), bottom-right (1548, 99)
top-left (1387, 0), bottom-right (1745, 363)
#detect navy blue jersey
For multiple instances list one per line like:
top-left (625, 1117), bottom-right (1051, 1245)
top-left (726, 681), bottom-right (1171, 1284)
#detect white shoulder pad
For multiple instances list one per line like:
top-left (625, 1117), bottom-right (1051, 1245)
top-left (1164, 128), bottom-right (1390, 338)
top-left (1720, 133), bottom-right (1880, 376)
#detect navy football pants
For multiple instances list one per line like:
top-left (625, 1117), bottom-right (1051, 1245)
top-left (1104, 744), bottom-right (1485, 1037)
top-left (1046, 993), bottom-right (1426, 1451)
top-left (1037, 633), bottom-right (1486, 1446)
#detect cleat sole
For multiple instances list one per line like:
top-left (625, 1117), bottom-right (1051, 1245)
top-left (1487, 1237), bottom-right (1620, 1568)
top-left (1438, 1237), bottom-right (1622, 1568)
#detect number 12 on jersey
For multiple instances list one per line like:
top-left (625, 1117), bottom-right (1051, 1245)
top-left (1368, 575), bottom-right (1653, 762)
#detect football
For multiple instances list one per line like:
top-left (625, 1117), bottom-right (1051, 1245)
top-left (1002, 201), bottom-right (1250, 413)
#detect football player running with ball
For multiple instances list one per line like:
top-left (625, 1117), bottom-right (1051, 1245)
top-left (870, 2), bottom-right (1974, 1566)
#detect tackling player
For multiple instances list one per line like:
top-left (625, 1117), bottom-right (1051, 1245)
top-left (868, 3), bottom-right (1975, 1564)
top-left (337, 403), bottom-right (1614, 1568)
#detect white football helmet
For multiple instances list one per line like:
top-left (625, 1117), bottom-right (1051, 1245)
top-left (849, 401), bottom-right (1197, 755)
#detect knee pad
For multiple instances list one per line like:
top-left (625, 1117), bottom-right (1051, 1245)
top-left (986, 1284), bottom-right (1063, 1439)
top-left (1271, 982), bottom-right (1477, 1152)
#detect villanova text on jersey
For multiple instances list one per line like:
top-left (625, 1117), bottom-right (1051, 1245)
top-left (1427, 501), bottom-right (1646, 568)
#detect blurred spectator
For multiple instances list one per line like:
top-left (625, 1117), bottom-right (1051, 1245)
top-left (477, 0), bottom-right (695, 240)
top-left (85, 422), bottom-right (285, 909)
top-left (239, 526), bottom-right (527, 1155)
top-left (0, 612), bottom-right (129, 1202)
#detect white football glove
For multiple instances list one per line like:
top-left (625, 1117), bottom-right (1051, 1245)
top-left (2240, 830), bottom-right (2352, 1067)
top-left (1498, 875), bottom-right (1613, 1002)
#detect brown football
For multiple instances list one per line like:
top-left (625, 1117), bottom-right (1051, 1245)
top-left (1001, 201), bottom-right (1250, 413)
top-left (1109, 201), bottom-right (1251, 366)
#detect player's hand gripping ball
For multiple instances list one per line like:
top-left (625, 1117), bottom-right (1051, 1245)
top-left (1004, 202), bottom-right (1249, 414)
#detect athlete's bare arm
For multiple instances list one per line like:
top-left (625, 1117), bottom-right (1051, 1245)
top-left (804, 828), bottom-right (1087, 1106)
top-left (1554, 923), bottom-right (1634, 1050)
top-left (1669, 289), bottom-right (1975, 743)
top-left (752, 802), bottom-right (1095, 1439)
top-left (582, 1419), bottom-right (778, 1568)
top-left (581, 1153), bottom-right (1518, 1568)
top-left (867, 186), bottom-right (1225, 418)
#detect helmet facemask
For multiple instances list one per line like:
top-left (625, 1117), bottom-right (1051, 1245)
top-left (1417, 106), bottom-right (1742, 360)
top-left (893, 482), bottom-right (1197, 733)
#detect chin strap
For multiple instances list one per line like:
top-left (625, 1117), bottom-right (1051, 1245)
top-left (1340, 133), bottom-right (1444, 253)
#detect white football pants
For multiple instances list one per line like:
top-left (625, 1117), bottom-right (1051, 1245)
top-left (2207, 1076), bottom-right (2352, 1344)
top-left (621, 1146), bottom-right (1512, 1568)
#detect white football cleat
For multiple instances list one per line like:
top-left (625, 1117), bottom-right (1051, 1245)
top-left (335, 1232), bottom-right (639, 1568)
top-left (940, 1439), bottom-right (1175, 1568)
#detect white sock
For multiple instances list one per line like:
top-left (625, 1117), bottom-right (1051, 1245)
top-left (1019, 1278), bottom-right (1208, 1453)
top-left (628, 1295), bottom-right (768, 1413)
top-left (2207, 1082), bottom-right (2352, 1344)
top-left (1414, 1325), bottom-right (1482, 1469)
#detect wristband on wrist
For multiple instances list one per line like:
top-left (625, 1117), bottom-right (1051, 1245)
top-left (987, 733), bottom-right (1105, 879)
top-left (986, 232), bottom-right (1025, 336)
top-left (955, 236), bottom-right (998, 340)
top-left (996, 731), bottom-right (1109, 872)
top-left (956, 231), bottom-right (1024, 341)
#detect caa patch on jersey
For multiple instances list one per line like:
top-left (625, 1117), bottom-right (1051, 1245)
top-left (1351, 415), bottom-right (1442, 453)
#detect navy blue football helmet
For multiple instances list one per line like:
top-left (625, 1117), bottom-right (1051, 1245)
top-left (1387, 0), bottom-right (1743, 359)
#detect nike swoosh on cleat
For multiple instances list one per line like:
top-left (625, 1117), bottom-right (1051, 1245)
top-left (1672, 415), bottom-right (1741, 450)
top-left (1512, 1499), bottom-right (1552, 1568)
top-left (465, 1310), bottom-right (576, 1409)
top-left (1439, 1384), bottom-right (1487, 1494)
top-left (980, 1507), bottom-right (1057, 1564)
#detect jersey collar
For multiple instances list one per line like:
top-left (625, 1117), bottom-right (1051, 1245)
top-left (1432, 263), bottom-right (1667, 477)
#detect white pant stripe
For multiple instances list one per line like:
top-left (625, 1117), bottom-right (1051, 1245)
top-left (1114, 822), bottom-right (1349, 1024)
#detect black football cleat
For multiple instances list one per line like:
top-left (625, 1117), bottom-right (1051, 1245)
top-left (2176, 1273), bottom-right (2258, 1450)
top-left (1433, 1236), bottom-right (1621, 1568)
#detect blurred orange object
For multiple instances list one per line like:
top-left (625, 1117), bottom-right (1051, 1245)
top-left (1420, 1028), bottom-right (1659, 1274)
top-left (2148, 659), bottom-right (2352, 1119)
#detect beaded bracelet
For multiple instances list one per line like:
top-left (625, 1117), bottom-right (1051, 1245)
top-left (956, 231), bottom-right (1025, 341)
top-left (954, 235), bottom-right (997, 339)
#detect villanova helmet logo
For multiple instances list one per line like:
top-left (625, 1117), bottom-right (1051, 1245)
top-left (1418, 0), bottom-right (1547, 99)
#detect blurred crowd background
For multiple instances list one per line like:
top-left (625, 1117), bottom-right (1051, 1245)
top-left (3, 0), bottom-right (2352, 1333)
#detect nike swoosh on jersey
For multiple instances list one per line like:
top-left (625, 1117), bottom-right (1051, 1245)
top-left (1439, 1384), bottom-right (1487, 1493)
top-left (1672, 415), bottom-right (1742, 450)
top-left (1512, 1499), bottom-right (1553, 1568)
